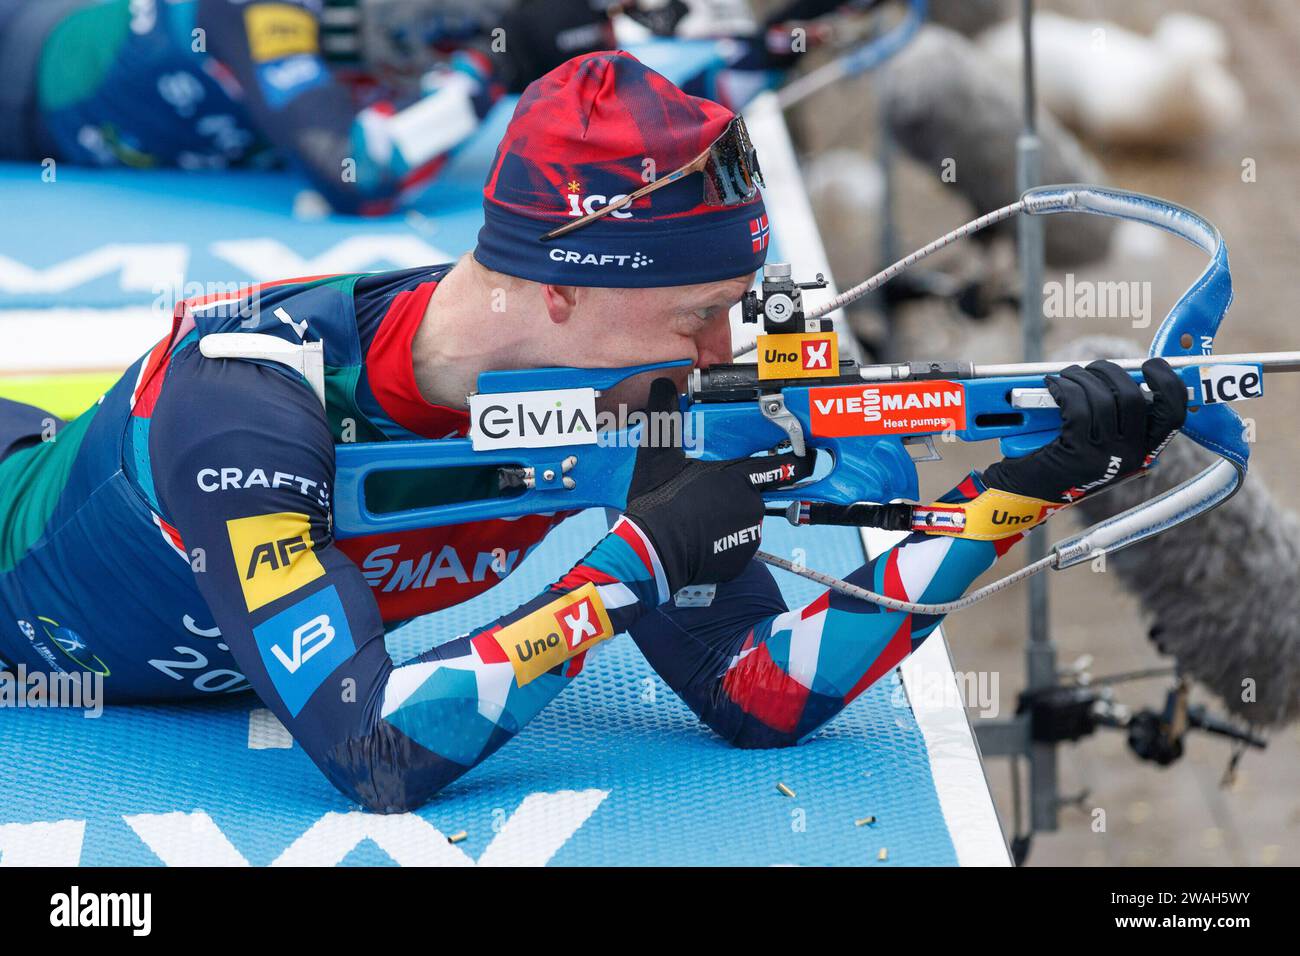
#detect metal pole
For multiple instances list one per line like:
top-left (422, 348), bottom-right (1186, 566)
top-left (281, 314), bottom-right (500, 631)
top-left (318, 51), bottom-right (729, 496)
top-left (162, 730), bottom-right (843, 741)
top-left (877, 90), bottom-right (899, 362)
top-left (1015, 0), bottom-right (1058, 836)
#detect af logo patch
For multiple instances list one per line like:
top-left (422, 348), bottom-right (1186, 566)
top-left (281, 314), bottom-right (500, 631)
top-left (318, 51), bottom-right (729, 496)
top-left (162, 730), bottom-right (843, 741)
top-left (244, 3), bottom-right (319, 62)
top-left (226, 512), bottom-right (325, 611)
top-left (756, 332), bottom-right (839, 380)
top-left (493, 584), bottom-right (614, 686)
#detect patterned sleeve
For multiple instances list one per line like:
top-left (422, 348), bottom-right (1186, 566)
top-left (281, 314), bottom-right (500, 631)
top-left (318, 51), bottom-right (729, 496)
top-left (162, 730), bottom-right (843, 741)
top-left (625, 473), bottom-right (1024, 747)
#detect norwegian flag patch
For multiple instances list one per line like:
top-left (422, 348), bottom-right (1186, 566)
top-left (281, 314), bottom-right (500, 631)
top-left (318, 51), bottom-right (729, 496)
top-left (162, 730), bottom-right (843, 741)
top-left (750, 214), bottom-right (770, 253)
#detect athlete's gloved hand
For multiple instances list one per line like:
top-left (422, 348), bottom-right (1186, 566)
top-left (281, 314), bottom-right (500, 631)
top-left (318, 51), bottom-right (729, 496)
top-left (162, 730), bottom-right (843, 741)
top-left (624, 378), bottom-right (814, 593)
top-left (981, 359), bottom-right (1187, 503)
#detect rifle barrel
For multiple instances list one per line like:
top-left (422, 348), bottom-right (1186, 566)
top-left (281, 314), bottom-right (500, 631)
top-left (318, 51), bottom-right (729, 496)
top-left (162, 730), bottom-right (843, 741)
top-left (966, 352), bottom-right (1300, 379)
top-left (695, 352), bottom-right (1300, 398)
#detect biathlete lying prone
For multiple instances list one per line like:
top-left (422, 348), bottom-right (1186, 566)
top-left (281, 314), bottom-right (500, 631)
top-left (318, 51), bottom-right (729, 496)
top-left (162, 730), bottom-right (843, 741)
top-left (0, 52), bottom-right (1186, 811)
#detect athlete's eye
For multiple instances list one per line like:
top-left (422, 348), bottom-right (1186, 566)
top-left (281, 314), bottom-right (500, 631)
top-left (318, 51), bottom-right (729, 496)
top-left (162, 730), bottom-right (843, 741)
top-left (692, 306), bottom-right (717, 322)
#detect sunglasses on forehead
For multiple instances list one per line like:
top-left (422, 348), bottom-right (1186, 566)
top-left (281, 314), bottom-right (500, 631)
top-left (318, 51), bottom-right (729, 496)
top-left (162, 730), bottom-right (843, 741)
top-left (539, 116), bottom-right (766, 242)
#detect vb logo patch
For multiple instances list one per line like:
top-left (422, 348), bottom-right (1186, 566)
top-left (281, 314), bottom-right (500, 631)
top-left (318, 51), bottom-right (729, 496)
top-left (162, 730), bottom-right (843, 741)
top-left (226, 512), bottom-right (325, 612)
top-left (252, 586), bottom-right (352, 717)
top-left (493, 584), bottom-right (614, 686)
top-left (757, 332), bottom-right (839, 380)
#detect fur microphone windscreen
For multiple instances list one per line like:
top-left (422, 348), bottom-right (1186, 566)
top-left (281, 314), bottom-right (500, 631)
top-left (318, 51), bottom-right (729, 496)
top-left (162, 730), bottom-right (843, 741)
top-left (1053, 336), bottom-right (1300, 728)
top-left (876, 25), bottom-right (1114, 268)
top-left (978, 12), bottom-right (1245, 149)
top-left (925, 0), bottom-right (1010, 38)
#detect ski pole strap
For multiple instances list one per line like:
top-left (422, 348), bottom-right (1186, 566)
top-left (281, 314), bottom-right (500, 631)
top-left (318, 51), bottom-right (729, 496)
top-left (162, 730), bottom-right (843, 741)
top-left (783, 500), bottom-right (916, 530)
top-left (912, 489), bottom-right (1066, 540)
top-left (783, 488), bottom-right (1065, 540)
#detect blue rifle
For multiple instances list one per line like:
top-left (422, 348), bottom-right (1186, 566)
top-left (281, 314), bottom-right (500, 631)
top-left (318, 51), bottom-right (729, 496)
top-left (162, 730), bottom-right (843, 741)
top-left (332, 186), bottom-right (1300, 610)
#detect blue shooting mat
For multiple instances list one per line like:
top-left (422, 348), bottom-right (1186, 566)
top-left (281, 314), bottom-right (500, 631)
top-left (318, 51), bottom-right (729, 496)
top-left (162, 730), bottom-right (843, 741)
top-left (0, 41), bottom-right (1009, 866)
top-left (1, 514), bottom-right (974, 867)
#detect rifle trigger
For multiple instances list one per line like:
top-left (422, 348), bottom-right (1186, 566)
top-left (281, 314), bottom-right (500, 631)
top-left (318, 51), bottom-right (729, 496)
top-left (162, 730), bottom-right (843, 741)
top-left (903, 434), bottom-right (942, 463)
top-left (1010, 387), bottom-right (1057, 409)
top-left (1012, 385), bottom-right (1157, 409)
top-left (759, 393), bottom-right (806, 457)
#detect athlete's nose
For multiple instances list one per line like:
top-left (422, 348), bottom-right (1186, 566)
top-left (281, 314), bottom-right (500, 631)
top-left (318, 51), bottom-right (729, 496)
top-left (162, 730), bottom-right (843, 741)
top-left (694, 312), bottom-right (734, 369)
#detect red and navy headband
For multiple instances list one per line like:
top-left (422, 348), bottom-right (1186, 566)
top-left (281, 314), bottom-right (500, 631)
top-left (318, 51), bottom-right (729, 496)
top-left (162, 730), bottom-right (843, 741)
top-left (473, 51), bottom-right (769, 288)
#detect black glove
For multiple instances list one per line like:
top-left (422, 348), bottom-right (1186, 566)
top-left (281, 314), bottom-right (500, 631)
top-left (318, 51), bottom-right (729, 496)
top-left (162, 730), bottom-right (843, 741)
top-left (981, 359), bottom-right (1187, 503)
top-left (624, 378), bottom-right (814, 593)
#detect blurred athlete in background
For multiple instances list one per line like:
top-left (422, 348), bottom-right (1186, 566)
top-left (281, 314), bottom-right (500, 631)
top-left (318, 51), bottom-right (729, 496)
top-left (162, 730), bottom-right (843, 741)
top-left (0, 0), bottom-right (623, 213)
top-left (0, 0), bottom-right (865, 214)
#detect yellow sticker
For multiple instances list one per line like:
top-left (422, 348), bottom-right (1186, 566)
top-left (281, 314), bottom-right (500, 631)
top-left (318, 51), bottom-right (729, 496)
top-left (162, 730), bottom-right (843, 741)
top-left (493, 584), bottom-right (614, 687)
top-left (927, 489), bottom-right (1064, 540)
top-left (227, 512), bottom-right (325, 612)
top-left (756, 332), bottom-right (840, 380)
top-left (244, 4), bottom-right (319, 62)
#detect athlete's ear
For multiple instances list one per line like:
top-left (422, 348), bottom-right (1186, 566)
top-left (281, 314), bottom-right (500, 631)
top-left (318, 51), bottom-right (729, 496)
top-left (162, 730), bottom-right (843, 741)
top-left (541, 283), bottom-right (580, 324)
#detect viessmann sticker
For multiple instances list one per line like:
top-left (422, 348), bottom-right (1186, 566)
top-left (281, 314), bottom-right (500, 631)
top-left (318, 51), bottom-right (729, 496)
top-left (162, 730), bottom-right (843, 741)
top-left (808, 380), bottom-right (968, 437)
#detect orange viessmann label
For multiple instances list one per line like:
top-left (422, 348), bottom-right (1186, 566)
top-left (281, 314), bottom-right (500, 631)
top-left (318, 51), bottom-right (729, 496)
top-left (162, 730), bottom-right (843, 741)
top-left (808, 380), bottom-right (968, 437)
